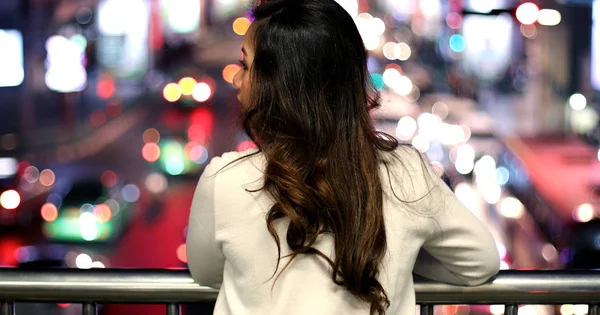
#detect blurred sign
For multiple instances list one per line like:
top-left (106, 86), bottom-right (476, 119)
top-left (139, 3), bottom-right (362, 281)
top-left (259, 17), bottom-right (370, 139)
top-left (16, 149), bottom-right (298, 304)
top-left (0, 29), bottom-right (24, 87)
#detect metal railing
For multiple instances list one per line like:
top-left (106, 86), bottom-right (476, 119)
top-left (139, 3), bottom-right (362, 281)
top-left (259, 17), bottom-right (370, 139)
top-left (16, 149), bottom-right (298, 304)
top-left (1, 268), bottom-right (600, 315)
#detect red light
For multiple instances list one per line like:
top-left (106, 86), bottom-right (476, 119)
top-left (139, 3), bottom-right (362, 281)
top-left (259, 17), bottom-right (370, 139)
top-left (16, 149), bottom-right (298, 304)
top-left (96, 77), bottom-right (116, 100)
top-left (176, 243), bottom-right (187, 263)
top-left (236, 140), bottom-right (257, 152)
top-left (57, 303), bottom-right (71, 308)
top-left (190, 107), bottom-right (214, 135)
top-left (516, 2), bottom-right (540, 25)
top-left (100, 170), bottom-right (118, 188)
top-left (89, 109), bottom-right (107, 127)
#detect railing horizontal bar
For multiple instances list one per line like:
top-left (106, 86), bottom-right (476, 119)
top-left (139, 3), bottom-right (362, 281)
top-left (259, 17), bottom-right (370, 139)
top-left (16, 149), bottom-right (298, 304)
top-left (2, 269), bottom-right (600, 304)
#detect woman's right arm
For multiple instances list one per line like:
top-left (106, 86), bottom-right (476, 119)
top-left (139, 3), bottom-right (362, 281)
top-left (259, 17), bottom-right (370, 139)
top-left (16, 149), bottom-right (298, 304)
top-left (412, 175), bottom-right (500, 286)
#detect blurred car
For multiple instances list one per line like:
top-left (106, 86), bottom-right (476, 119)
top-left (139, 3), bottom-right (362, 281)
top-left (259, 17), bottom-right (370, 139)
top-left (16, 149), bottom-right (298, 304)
top-left (41, 178), bottom-right (137, 243)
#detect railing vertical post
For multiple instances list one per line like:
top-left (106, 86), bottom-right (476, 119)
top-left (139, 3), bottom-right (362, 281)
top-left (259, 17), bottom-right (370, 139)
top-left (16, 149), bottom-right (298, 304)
top-left (1, 302), bottom-right (14, 315)
top-left (590, 304), bottom-right (600, 315)
top-left (504, 304), bottom-right (518, 315)
top-left (82, 302), bottom-right (97, 315)
top-left (420, 304), bottom-right (434, 315)
top-left (166, 303), bottom-right (181, 315)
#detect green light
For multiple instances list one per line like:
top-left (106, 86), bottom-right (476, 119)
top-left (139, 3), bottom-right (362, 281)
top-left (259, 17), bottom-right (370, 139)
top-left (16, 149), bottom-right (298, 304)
top-left (43, 210), bottom-right (114, 242)
top-left (371, 73), bottom-right (384, 90)
top-left (165, 157), bottom-right (184, 175)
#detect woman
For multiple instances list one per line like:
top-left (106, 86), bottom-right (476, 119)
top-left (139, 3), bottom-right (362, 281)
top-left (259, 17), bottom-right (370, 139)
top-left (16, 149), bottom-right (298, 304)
top-left (186, 0), bottom-right (500, 314)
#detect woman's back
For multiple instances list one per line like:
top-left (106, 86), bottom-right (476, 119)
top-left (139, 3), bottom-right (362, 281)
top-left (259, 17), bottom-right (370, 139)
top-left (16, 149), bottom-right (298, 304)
top-left (186, 147), bottom-right (500, 315)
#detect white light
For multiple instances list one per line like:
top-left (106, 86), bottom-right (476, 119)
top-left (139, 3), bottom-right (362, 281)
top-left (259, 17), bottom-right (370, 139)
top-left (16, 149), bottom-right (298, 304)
top-left (518, 305), bottom-right (538, 315)
top-left (538, 9), bottom-right (562, 26)
top-left (490, 305), bottom-right (505, 315)
top-left (417, 112), bottom-right (441, 140)
top-left (573, 304), bottom-right (589, 315)
top-left (455, 158), bottom-right (474, 175)
top-left (161, 0), bottom-right (201, 34)
top-left (569, 93), bottom-right (587, 111)
top-left (75, 253), bottom-right (93, 269)
top-left (382, 68), bottom-right (401, 87)
top-left (456, 143), bottom-right (475, 162)
top-left (597, 148), bottom-right (600, 161)
top-left (500, 260), bottom-right (510, 270)
top-left (145, 172), bottom-right (168, 194)
top-left (454, 182), bottom-right (479, 212)
top-left (0, 190), bottom-right (20, 210)
top-left (0, 30), bottom-right (25, 87)
top-left (482, 183), bottom-right (502, 205)
top-left (382, 42), bottom-right (397, 60)
top-left (395, 116), bottom-right (418, 141)
top-left (44, 35), bottom-right (87, 93)
top-left (363, 35), bottom-right (381, 51)
top-left (392, 76), bottom-right (413, 96)
top-left (498, 196), bottom-right (524, 219)
top-left (411, 134), bottom-right (430, 152)
top-left (0, 158), bottom-right (18, 178)
top-left (573, 203), bottom-right (595, 223)
top-left (496, 243), bottom-right (507, 260)
top-left (79, 212), bottom-right (99, 241)
top-left (371, 18), bottom-right (386, 36)
top-left (192, 82), bottom-right (212, 102)
top-left (560, 304), bottom-right (573, 315)
top-left (91, 261), bottom-right (106, 268)
top-left (431, 102), bottom-right (449, 119)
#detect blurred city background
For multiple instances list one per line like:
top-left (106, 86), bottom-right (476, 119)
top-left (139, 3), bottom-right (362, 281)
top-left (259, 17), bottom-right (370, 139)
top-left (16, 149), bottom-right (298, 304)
top-left (0, 0), bottom-right (599, 314)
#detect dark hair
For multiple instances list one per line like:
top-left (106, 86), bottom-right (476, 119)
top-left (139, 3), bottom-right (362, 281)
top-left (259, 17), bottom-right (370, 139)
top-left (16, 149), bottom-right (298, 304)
top-left (241, 0), bottom-right (403, 313)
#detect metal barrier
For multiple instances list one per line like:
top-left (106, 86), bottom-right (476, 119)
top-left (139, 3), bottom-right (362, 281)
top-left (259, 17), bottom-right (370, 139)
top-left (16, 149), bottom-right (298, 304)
top-left (1, 268), bottom-right (600, 315)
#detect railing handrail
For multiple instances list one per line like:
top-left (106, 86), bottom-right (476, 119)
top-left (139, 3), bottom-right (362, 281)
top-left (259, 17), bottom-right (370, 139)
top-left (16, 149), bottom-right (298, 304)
top-left (1, 268), bottom-right (600, 305)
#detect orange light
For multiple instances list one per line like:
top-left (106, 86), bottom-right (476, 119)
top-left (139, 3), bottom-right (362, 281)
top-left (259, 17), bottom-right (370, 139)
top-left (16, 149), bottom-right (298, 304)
top-left (39, 169), bottom-right (56, 187)
top-left (0, 190), bottom-right (20, 210)
top-left (222, 64), bottom-right (241, 84)
top-left (41, 203), bottom-right (59, 222)
top-left (176, 243), bottom-right (187, 263)
top-left (143, 128), bottom-right (161, 144)
top-left (142, 143), bottom-right (161, 162)
top-left (163, 83), bottom-right (182, 102)
top-left (232, 17), bottom-right (251, 35)
top-left (178, 77), bottom-right (197, 96)
top-left (93, 204), bottom-right (113, 223)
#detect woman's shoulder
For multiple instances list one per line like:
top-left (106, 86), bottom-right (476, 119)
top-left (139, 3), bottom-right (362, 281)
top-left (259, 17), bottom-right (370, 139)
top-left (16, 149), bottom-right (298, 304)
top-left (201, 148), bottom-right (265, 178)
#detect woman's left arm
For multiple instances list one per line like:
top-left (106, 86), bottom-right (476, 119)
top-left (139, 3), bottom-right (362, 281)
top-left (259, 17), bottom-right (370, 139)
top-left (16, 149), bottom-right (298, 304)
top-left (186, 160), bottom-right (225, 289)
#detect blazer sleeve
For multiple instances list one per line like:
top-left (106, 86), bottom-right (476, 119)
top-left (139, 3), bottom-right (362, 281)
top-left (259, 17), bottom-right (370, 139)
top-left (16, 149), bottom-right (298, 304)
top-left (412, 166), bottom-right (500, 286)
top-left (186, 158), bottom-right (225, 289)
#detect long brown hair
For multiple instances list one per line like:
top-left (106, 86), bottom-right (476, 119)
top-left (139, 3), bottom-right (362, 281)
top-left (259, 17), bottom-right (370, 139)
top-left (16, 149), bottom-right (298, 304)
top-left (238, 0), bottom-right (408, 313)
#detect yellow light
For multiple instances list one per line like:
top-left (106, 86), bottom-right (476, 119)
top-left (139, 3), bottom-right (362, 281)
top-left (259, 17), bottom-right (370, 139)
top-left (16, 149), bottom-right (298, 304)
top-left (232, 17), bottom-right (251, 35)
top-left (178, 77), bottom-right (197, 96)
top-left (163, 83), bottom-right (182, 102)
top-left (573, 203), bottom-right (595, 223)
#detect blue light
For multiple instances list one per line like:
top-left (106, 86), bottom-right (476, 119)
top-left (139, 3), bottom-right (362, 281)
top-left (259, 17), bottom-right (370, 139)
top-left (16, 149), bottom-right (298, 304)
top-left (449, 34), bottom-right (466, 53)
top-left (370, 73), bottom-right (384, 90)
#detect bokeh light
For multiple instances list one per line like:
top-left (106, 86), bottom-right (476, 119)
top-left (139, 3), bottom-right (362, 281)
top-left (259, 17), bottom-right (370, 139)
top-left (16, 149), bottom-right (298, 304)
top-left (93, 204), bottom-right (113, 223)
top-left (223, 64), bottom-right (241, 84)
top-left (498, 196), bottom-right (524, 219)
top-left (79, 212), bottom-right (98, 241)
top-left (573, 203), bottom-right (595, 223)
top-left (192, 82), bottom-right (212, 102)
top-left (176, 243), bottom-right (187, 263)
top-left (236, 140), bottom-right (257, 152)
top-left (178, 77), bottom-right (197, 96)
top-left (516, 2), bottom-right (540, 25)
top-left (537, 9), bottom-right (561, 26)
top-left (143, 128), bottom-right (161, 144)
top-left (145, 172), bottom-right (168, 194)
top-left (163, 83), bottom-right (182, 102)
top-left (232, 17), bottom-right (251, 35)
top-left (0, 189), bottom-right (20, 210)
top-left (39, 169), bottom-right (55, 187)
top-left (122, 184), bottom-right (141, 202)
top-left (100, 170), bottom-right (118, 188)
top-left (142, 143), bottom-right (161, 162)
top-left (569, 93), bottom-right (587, 111)
top-left (40, 203), bottom-right (58, 222)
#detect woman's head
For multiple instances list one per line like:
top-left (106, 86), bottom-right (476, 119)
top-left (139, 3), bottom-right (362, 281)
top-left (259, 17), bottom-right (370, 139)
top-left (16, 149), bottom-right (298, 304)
top-left (235, 0), bottom-right (379, 149)
top-left (234, 1), bottom-right (400, 314)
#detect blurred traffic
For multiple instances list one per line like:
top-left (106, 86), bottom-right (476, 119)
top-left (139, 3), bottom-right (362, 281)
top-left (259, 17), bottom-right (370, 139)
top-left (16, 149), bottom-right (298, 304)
top-left (1, 0), bottom-right (600, 314)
